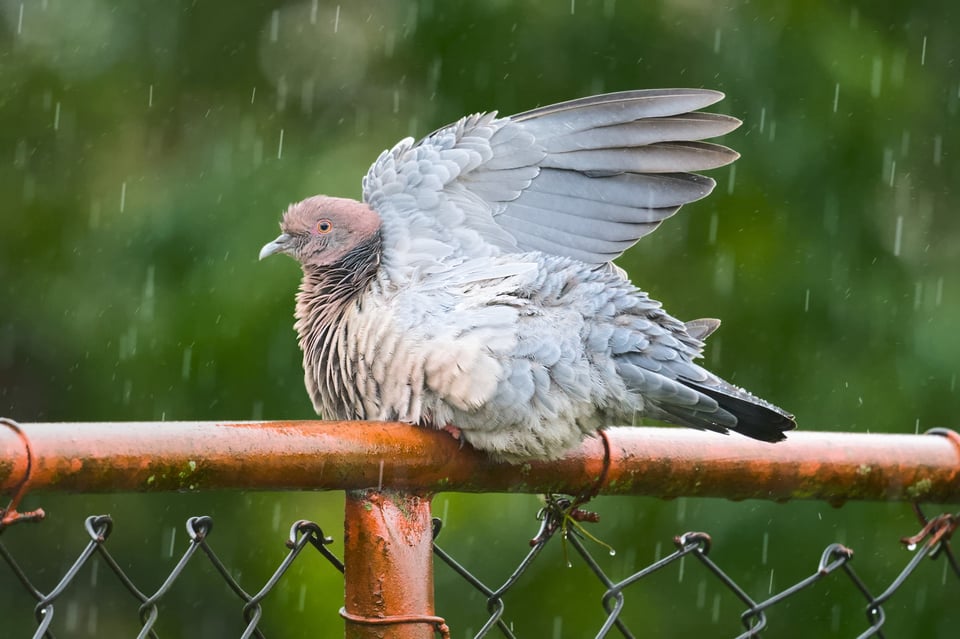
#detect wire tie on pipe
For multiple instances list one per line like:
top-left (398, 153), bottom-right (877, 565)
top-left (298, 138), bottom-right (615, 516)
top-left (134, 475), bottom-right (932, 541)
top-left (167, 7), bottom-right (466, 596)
top-left (0, 417), bottom-right (45, 530)
top-left (339, 607), bottom-right (451, 639)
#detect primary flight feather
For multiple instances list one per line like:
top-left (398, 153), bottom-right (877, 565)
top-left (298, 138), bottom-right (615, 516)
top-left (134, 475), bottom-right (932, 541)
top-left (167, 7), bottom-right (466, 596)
top-left (260, 89), bottom-right (795, 462)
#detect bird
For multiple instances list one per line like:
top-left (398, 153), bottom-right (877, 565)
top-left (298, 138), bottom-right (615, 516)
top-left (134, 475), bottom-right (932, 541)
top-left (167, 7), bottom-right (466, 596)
top-left (259, 88), bottom-right (795, 463)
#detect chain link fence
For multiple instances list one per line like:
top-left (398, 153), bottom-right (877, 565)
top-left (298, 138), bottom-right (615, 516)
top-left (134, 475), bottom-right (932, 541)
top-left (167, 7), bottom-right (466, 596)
top-left (2, 500), bottom-right (957, 638)
top-left (2, 419), bottom-right (959, 637)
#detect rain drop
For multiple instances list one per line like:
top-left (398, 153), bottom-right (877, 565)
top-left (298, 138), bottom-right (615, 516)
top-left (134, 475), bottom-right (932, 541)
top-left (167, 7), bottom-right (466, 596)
top-left (832, 82), bottom-right (840, 113)
top-left (921, 36), bottom-right (927, 66)
top-left (277, 128), bottom-right (284, 160)
top-left (870, 56), bottom-right (883, 98)
top-left (277, 75), bottom-right (287, 111)
top-left (608, 548), bottom-right (616, 557)
top-left (893, 215), bottom-right (903, 256)
top-left (603, 0), bottom-right (616, 19)
top-left (87, 605), bottom-right (98, 635)
top-left (271, 501), bottom-right (282, 532)
top-left (270, 9), bottom-right (279, 42)
top-left (333, 4), bottom-right (340, 33)
top-left (143, 265), bottom-right (155, 322)
top-left (65, 600), bottom-right (80, 632)
top-left (181, 347), bottom-right (192, 381)
top-left (907, 542), bottom-right (917, 551)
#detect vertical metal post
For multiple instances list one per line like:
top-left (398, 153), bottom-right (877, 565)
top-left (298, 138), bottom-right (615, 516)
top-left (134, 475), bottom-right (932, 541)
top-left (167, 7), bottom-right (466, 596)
top-left (343, 489), bottom-right (444, 639)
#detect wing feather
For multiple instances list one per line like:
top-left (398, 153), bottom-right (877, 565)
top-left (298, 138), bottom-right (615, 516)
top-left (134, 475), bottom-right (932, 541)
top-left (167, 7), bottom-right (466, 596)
top-left (362, 88), bottom-right (740, 277)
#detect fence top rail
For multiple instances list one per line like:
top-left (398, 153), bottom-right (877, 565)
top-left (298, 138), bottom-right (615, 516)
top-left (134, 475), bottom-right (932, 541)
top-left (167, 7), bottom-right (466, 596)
top-left (1, 420), bottom-right (958, 503)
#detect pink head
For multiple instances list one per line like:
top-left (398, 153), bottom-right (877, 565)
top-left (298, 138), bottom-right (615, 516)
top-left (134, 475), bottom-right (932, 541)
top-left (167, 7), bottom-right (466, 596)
top-left (259, 195), bottom-right (382, 268)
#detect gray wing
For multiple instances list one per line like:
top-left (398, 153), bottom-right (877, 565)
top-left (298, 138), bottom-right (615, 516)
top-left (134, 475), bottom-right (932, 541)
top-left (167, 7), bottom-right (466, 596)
top-left (362, 88), bottom-right (739, 274)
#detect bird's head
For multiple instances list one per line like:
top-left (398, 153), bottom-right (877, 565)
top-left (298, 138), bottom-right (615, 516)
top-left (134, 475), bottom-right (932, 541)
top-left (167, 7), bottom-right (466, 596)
top-left (259, 195), bottom-right (382, 269)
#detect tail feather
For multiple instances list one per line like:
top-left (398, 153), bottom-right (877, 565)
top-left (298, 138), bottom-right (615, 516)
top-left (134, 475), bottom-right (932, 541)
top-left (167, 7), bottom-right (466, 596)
top-left (681, 378), bottom-right (795, 442)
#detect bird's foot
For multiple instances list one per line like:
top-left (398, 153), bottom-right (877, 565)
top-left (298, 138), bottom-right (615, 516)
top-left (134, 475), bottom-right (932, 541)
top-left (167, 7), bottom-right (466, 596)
top-left (441, 423), bottom-right (462, 439)
top-left (441, 423), bottom-right (466, 449)
top-left (532, 494), bottom-right (615, 565)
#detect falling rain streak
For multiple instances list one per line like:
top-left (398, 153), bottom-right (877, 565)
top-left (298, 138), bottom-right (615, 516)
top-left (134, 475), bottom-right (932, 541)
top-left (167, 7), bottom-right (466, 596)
top-left (871, 57), bottom-right (883, 98)
top-left (277, 129), bottom-right (284, 159)
top-left (120, 181), bottom-right (127, 213)
top-left (181, 347), bottom-right (192, 381)
top-left (893, 216), bottom-right (903, 257)
top-left (270, 9), bottom-right (279, 42)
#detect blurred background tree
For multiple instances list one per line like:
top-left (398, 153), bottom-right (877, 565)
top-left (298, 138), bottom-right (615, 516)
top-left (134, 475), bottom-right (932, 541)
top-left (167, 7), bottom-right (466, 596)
top-left (1, 0), bottom-right (957, 637)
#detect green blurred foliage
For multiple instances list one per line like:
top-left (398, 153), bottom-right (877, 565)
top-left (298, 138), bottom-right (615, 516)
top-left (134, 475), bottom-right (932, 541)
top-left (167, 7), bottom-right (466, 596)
top-left (1, 0), bottom-right (958, 637)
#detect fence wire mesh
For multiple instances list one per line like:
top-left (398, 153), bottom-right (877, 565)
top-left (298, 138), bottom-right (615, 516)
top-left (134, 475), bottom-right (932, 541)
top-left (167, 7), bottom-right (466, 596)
top-left (1, 498), bottom-right (957, 639)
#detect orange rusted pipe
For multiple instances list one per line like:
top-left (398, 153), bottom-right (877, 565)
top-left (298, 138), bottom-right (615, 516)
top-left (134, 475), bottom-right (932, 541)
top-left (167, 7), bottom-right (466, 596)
top-left (0, 421), bottom-right (958, 503)
top-left (342, 490), bottom-right (441, 639)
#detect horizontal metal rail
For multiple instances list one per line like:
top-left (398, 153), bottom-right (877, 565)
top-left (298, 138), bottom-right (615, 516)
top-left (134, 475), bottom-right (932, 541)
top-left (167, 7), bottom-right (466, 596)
top-left (2, 421), bottom-right (959, 502)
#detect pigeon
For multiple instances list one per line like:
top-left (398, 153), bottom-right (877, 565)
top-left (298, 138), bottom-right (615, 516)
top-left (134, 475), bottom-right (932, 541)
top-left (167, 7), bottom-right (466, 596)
top-left (260, 89), bottom-right (795, 463)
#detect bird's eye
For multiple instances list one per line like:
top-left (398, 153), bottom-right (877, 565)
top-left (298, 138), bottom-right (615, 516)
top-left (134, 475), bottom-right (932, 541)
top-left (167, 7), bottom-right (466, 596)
top-left (316, 219), bottom-right (333, 234)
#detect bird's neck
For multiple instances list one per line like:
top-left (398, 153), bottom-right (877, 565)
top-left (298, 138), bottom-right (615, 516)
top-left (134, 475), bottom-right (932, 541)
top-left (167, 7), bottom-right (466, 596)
top-left (294, 233), bottom-right (382, 413)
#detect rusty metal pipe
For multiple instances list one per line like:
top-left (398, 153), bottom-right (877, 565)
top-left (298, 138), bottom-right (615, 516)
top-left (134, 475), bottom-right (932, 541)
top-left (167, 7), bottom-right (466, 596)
top-left (1, 421), bottom-right (958, 503)
top-left (342, 490), bottom-right (441, 639)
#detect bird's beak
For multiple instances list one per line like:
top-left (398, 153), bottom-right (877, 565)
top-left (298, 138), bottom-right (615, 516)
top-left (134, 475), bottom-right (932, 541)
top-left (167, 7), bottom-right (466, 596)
top-left (259, 233), bottom-right (293, 261)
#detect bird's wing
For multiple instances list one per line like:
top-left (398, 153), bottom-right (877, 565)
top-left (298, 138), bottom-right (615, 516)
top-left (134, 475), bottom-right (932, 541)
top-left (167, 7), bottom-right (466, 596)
top-left (362, 89), bottom-right (739, 280)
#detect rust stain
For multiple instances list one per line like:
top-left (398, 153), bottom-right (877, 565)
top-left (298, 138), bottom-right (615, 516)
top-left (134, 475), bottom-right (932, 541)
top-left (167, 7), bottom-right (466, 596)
top-left (343, 490), bottom-right (436, 639)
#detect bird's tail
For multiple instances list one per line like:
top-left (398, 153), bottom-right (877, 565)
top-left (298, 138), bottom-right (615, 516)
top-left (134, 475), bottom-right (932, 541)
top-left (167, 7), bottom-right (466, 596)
top-left (616, 355), bottom-right (796, 442)
top-left (675, 378), bottom-right (795, 442)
